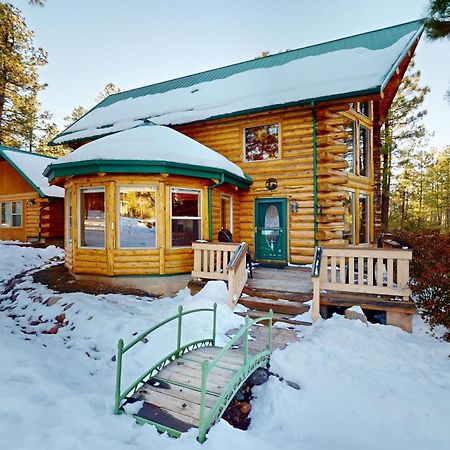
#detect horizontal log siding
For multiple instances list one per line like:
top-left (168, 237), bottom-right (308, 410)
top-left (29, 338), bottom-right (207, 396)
top-left (176, 101), bottom-right (375, 264)
top-left (63, 174), bottom-right (239, 276)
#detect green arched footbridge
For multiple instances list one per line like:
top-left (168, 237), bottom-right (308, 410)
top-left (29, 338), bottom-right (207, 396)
top-left (114, 304), bottom-right (273, 443)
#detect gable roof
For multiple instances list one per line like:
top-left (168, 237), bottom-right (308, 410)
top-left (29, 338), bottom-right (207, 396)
top-left (44, 124), bottom-right (252, 189)
top-left (0, 146), bottom-right (64, 198)
top-left (51, 19), bottom-right (424, 146)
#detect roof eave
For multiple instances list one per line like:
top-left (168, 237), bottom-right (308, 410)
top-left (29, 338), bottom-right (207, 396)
top-left (44, 159), bottom-right (253, 190)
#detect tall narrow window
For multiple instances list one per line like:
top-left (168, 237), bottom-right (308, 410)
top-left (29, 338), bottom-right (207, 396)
top-left (220, 195), bottom-right (232, 232)
top-left (344, 119), bottom-right (356, 173)
top-left (359, 194), bottom-right (370, 244)
top-left (66, 190), bottom-right (73, 247)
top-left (1, 201), bottom-right (22, 228)
top-left (244, 124), bottom-right (280, 161)
top-left (343, 193), bottom-right (354, 244)
top-left (171, 188), bottom-right (201, 247)
top-left (359, 125), bottom-right (370, 177)
top-left (119, 186), bottom-right (156, 248)
top-left (79, 188), bottom-right (105, 248)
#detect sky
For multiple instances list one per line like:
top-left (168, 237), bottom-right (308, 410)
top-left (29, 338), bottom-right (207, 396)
top-left (9, 0), bottom-right (450, 149)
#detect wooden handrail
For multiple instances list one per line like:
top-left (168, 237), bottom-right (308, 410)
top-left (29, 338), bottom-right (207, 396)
top-left (312, 246), bottom-right (413, 321)
top-left (192, 241), bottom-right (249, 309)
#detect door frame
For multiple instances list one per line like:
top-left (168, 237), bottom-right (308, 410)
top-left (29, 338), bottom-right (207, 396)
top-left (254, 197), bottom-right (288, 262)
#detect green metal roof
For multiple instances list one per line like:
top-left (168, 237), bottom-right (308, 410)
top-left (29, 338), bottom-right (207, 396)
top-left (51, 19), bottom-right (424, 146)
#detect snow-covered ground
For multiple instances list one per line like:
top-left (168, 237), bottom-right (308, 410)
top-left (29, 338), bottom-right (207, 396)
top-left (0, 242), bottom-right (449, 450)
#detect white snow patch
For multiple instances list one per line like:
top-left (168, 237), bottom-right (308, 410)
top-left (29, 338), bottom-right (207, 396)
top-left (347, 305), bottom-right (364, 314)
top-left (51, 125), bottom-right (246, 179)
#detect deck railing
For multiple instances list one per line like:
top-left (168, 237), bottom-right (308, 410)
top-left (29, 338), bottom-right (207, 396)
top-left (311, 246), bottom-right (412, 321)
top-left (192, 241), bottom-right (249, 308)
top-left (192, 241), bottom-right (238, 280)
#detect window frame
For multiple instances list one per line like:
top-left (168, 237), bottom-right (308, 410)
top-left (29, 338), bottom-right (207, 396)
top-left (343, 192), bottom-right (355, 245)
top-left (117, 185), bottom-right (158, 250)
top-left (358, 193), bottom-right (371, 244)
top-left (243, 123), bottom-right (281, 163)
top-left (0, 201), bottom-right (22, 228)
top-left (65, 189), bottom-right (73, 248)
top-left (220, 194), bottom-right (233, 233)
top-left (78, 186), bottom-right (106, 249)
top-left (170, 187), bottom-right (202, 248)
top-left (343, 113), bottom-right (372, 178)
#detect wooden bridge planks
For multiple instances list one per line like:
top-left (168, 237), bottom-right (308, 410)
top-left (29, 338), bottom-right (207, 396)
top-left (129, 346), bottom-right (247, 433)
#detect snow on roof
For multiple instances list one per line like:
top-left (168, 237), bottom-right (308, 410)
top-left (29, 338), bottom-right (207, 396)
top-left (48, 124), bottom-right (246, 179)
top-left (52, 20), bottom-right (423, 146)
top-left (0, 147), bottom-right (64, 198)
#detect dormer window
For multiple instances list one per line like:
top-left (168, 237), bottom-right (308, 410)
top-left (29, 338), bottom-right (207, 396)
top-left (244, 124), bottom-right (280, 162)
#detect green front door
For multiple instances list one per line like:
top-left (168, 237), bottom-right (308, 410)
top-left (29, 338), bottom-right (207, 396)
top-left (255, 198), bottom-right (287, 261)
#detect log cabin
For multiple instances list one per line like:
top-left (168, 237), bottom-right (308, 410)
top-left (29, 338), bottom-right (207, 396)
top-left (0, 146), bottom-right (64, 243)
top-left (45, 20), bottom-right (423, 296)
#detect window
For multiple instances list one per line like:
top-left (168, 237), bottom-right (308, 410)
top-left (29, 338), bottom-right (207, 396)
top-left (348, 101), bottom-right (372, 118)
top-left (344, 120), bottom-right (356, 174)
top-left (359, 125), bottom-right (370, 177)
top-left (220, 195), bottom-right (232, 232)
top-left (119, 186), bottom-right (156, 248)
top-left (244, 124), bottom-right (279, 161)
top-left (79, 188), bottom-right (105, 248)
top-left (1, 201), bottom-right (22, 228)
top-left (359, 194), bottom-right (370, 244)
top-left (343, 193), bottom-right (354, 244)
top-left (66, 190), bottom-right (72, 247)
top-left (171, 188), bottom-right (201, 247)
top-left (344, 118), bottom-right (371, 176)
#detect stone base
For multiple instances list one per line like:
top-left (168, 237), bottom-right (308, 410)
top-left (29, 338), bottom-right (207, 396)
top-left (71, 272), bottom-right (192, 297)
top-left (386, 311), bottom-right (413, 333)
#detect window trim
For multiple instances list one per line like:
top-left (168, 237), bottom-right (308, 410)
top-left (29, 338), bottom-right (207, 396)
top-left (78, 186), bottom-right (106, 249)
top-left (220, 194), bottom-right (233, 233)
top-left (170, 187), bottom-right (202, 249)
top-left (0, 201), bottom-right (23, 229)
top-left (358, 193), bottom-right (371, 244)
top-left (117, 185), bottom-right (157, 250)
top-left (343, 114), bottom-right (372, 178)
top-left (243, 123), bottom-right (281, 163)
top-left (65, 190), bottom-right (73, 248)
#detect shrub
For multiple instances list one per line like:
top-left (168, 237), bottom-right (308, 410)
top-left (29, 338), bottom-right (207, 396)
top-left (393, 231), bottom-right (450, 340)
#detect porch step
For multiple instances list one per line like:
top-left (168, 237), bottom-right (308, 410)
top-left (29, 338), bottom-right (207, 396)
top-left (237, 309), bottom-right (312, 327)
top-left (239, 295), bottom-right (309, 316)
top-left (242, 286), bottom-right (312, 303)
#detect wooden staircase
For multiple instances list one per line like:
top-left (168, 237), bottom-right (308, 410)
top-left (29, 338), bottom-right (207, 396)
top-left (238, 286), bottom-right (312, 326)
top-left (188, 279), bottom-right (313, 327)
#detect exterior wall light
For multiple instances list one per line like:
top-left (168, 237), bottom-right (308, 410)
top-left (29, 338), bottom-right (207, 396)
top-left (290, 201), bottom-right (298, 213)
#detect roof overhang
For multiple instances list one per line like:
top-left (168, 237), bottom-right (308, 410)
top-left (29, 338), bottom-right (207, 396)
top-left (44, 159), bottom-right (253, 190)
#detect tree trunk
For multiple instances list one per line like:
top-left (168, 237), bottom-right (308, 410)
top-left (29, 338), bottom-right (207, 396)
top-left (380, 119), bottom-right (392, 231)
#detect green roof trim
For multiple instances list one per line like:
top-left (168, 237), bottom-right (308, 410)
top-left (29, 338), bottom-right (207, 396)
top-left (51, 19), bottom-right (424, 146)
top-left (43, 159), bottom-right (253, 190)
top-left (0, 145), bottom-right (57, 198)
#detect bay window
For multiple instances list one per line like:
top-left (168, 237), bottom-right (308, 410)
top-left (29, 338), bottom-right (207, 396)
top-left (79, 188), bottom-right (105, 248)
top-left (171, 188), bottom-right (201, 247)
top-left (119, 186), bottom-right (156, 248)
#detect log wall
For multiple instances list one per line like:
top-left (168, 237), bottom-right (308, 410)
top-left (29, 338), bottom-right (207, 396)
top-left (176, 100), bottom-right (377, 264)
top-left (0, 160), bottom-right (63, 242)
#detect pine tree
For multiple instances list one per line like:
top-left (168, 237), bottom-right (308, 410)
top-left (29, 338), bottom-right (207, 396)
top-left (95, 82), bottom-right (120, 103)
top-left (425, 0), bottom-right (450, 39)
top-left (0, 3), bottom-right (47, 149)
top-left (63, 105), bottom-right (87, 128)
top-left (380, 60), bottom-right (430, 230)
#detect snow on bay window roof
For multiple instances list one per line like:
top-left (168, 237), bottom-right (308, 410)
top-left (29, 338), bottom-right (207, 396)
top-left (44, 124), bottom-right (251, 187)
top-left (51, 20), bottom-right (424, 146)
top-left (0, 146), bottom-right (64, 198)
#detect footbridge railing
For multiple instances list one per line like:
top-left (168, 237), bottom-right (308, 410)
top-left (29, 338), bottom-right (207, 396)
top-left (197, 311), bottom-right (273, 443)
top-left (114, 304), bottom-right (218, 415)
